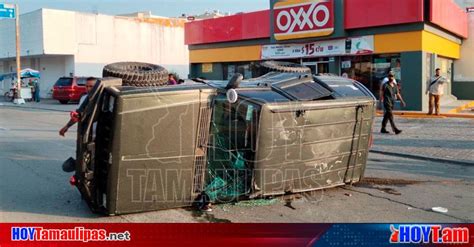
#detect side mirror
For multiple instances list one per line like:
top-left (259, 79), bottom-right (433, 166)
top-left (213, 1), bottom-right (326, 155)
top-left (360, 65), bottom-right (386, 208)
top-left (225, 73), bottom-right (243, 90)
top-left (223, 73), bottom-right (243, 104)
top-left (226, 89), bottom-right (238, 104)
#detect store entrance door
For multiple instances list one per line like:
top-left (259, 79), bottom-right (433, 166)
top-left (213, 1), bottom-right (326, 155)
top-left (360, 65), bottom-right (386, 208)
top-left (303, 62), bottom-right (329, 75)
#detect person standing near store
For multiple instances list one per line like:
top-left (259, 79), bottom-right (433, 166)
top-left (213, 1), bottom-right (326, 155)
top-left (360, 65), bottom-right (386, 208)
top-left (33, 79), bottom-right (40, 102)
top-left (167, 74), bottom-right (177, 85)
top-left (426, 68), bottom-right (447, 115)
top-left (381, 74), bottom-right (406, 135)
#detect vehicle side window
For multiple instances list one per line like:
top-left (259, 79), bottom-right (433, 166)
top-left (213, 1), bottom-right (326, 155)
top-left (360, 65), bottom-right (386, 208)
top-left (205, 95), bottom-right (260, 201)
top-left (76, 78), bottom-right (87, 86)
top-left (54, 78), bottom-right (73, 86)
top-left (212, 96), bottom-right (259, 151)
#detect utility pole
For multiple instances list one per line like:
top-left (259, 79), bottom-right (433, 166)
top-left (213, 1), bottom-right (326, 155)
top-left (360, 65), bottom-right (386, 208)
top-left (13, 4), bottom-right (25, 104)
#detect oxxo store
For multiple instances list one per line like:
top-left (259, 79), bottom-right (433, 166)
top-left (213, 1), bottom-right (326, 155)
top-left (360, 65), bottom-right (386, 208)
top-left (185, 0), bottom-right (468, 111)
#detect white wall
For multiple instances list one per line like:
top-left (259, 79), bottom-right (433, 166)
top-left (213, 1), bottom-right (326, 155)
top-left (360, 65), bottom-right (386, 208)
top-left (1, 9), bottom-right (190, 98)
top-left (37, 56), bottom-right (74, 98)
top-left (454, 11), bottom-right (474, 82)
top-left (42, 9), bottom-right (77, 55)
top-left (73, 14), bottom-right (189, 78)
top-left (0, 9), bottom-right (44, 59)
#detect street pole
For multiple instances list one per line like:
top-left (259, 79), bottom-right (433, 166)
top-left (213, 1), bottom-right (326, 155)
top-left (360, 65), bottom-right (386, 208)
top-left (13, 4), bottom-right (24, 104)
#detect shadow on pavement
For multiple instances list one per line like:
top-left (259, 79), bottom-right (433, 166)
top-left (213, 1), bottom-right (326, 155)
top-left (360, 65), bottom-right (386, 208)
top-left (367, 154), bottom-right (474, 181)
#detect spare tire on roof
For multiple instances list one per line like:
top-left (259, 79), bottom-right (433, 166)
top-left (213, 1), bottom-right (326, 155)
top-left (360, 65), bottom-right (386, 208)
top-left (102, 62), bottom-right (168, 87)
top-left (257, 61), bottom-right (311, 75)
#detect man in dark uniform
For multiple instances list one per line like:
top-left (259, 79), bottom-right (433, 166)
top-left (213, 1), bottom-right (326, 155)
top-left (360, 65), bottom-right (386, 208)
top-left (59, 77), bottom-right (96, 137)
top-left (381, 74), bottom-right (406, 135)
top-left (59, 77), bottom-right (97, 173)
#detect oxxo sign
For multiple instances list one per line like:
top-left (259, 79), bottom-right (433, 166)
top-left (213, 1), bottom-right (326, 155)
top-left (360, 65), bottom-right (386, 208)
top-left (272, 0), bottom-right (334, 41)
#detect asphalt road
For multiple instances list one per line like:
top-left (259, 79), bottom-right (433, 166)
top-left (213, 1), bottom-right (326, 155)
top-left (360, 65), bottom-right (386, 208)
top-left (0, 106), bottom-right (473, 223)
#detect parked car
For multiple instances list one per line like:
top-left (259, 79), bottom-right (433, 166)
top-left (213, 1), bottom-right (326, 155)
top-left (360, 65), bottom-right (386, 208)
top-left (65, 62), bottom-right (376, 215)
top-left (52, 77), bottom-right (88, 104)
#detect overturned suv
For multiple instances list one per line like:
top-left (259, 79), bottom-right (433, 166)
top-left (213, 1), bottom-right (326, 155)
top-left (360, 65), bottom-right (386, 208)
top-left (68, 61), bottom-right (376, 215)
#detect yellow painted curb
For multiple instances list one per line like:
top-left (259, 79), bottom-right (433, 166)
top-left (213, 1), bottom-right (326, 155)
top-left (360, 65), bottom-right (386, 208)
top-left (448, 101), bottom-right (474, 114)
top-left (376, 111), bottom-right (474, 119)
top-left (442, 113), bottom-right (474, 119)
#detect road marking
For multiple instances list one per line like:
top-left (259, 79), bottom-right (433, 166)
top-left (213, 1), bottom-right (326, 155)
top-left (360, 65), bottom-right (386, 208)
top-left (448, 100), bottom-right (474, 114)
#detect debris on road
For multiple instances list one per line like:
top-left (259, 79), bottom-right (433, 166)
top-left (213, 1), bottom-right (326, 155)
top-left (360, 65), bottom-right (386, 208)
top-left (379, 187), bottom-right (402, 195)
top-left (233, 199), bottom-right (279, 207)
top-left (432, 207), bottom-right (448, 213)
top-left (284, 200), bottom-right (297, 210)
top-left (344, 193), bottom-right (352, 197)
top-left (358, 177), bottom-right (424, 186)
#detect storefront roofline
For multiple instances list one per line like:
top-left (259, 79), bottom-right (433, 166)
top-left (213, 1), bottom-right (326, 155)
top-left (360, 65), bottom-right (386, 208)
top-left (189, 30), bottom-right (460, 63)
top-left (189, 22), bottom-right (461, 51)
top-left (186, 0), bottom-right (468, 45)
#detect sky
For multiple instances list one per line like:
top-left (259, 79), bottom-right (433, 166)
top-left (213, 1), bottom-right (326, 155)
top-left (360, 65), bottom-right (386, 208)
top-left (10, 0), bottom-right (269, 17)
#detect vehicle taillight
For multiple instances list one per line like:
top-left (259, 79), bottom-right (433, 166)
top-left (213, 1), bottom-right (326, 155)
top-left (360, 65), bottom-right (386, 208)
top-left (69, 175), bottom-right (78, 186)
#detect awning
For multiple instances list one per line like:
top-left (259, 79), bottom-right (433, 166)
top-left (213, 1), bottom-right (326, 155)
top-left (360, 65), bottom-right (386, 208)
top-left (20, 68), bottom-right (40, 78)
top-left (0, 68), bottom-right (40, 81)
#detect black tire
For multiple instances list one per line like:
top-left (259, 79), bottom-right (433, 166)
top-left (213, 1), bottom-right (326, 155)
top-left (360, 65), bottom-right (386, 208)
top-left (4, 91), bottom-right (14, 102)
top-left (102, 62), bottom-right (169, 87)
top-left (4, 92), bottom-right (12, 102)
top-left (257, 61), bottom-right (311, 75)
top-left (59, 100), bottom-right (69, 104)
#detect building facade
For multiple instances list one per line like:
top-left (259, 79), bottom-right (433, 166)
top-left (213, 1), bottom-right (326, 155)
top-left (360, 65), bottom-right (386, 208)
top-left (453, 0), bottom-right (474, 100)
top-left (0, 9), bottom-right (189, 98)
top-left (185, 0), bottom-right (469, 111)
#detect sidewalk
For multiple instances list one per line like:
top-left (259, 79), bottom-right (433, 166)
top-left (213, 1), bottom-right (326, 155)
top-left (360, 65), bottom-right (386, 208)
top-left (0, 98), bottom-right (77, 112)
top-left (371, 117), bottom-right (474, 165)
top-left (376, 99), bottom-right (474, 119)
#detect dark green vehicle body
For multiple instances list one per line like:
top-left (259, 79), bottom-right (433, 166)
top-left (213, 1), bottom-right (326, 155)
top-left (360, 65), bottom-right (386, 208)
top-left (74, 73), bottom-right (375, 215)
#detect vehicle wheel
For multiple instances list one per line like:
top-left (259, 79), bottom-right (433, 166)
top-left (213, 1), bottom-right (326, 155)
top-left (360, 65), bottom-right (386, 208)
top-left (102, 62), bottom-right (169, 87)
top-left (4, 92), bottom-right (13, 102)
top-left (3, 92), bottom-right (9, 101)
top-left (257, 61), bottom-right (311, 75)
top-left (59, 100), bottom-right (69, 104)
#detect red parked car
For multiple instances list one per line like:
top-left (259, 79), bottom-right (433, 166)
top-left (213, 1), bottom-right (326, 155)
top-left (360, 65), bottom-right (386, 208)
top-left (52, 77), bottom-right (88, 104)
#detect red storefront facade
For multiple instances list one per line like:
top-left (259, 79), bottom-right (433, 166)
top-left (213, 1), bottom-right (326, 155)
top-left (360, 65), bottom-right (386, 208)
top-left (185, 0), bottom-right (468, 111)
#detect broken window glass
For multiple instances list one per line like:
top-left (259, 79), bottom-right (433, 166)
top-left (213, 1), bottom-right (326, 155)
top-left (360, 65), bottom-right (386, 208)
top-left (204, 95), bottom-right (260, 202)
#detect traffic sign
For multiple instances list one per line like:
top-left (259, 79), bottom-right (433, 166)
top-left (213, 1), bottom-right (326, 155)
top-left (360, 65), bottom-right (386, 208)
top-left (0, 3), bottom-right (15, 19)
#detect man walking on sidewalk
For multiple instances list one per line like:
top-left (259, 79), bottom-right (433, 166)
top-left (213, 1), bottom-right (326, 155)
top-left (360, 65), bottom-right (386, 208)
top-left (426, 68), bottom-right (448, 115)
top-left (381, 74), bottom-right (406, 135)
top-left (379, 71), bottom-right (398, 103)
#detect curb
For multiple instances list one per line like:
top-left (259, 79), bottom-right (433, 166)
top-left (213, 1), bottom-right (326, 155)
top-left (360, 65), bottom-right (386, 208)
top-left (376, 111), bottom-right (474, 119)
top-left (0, 103), bottom-right (71, 113)
top-left (448, 100), bottom-right (474, 114)
top-left (369, 149), bottom-right (474, 166)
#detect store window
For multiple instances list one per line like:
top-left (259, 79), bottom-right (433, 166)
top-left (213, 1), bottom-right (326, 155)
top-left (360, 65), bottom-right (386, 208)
top-left (224, 62), bottom-right (259, 80)
top-left (302, 57), bottom-right (330, 75)
top-left (223, 59), bottom-right (301, 80)
top-left (341, 54), bottom-right (401, 99)
top-left (426, 53), bottom-right (432, 87)
top-left (340, 55), bottom-right (372, 91)
top-left (436, 56), bottom-right (453, 96)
